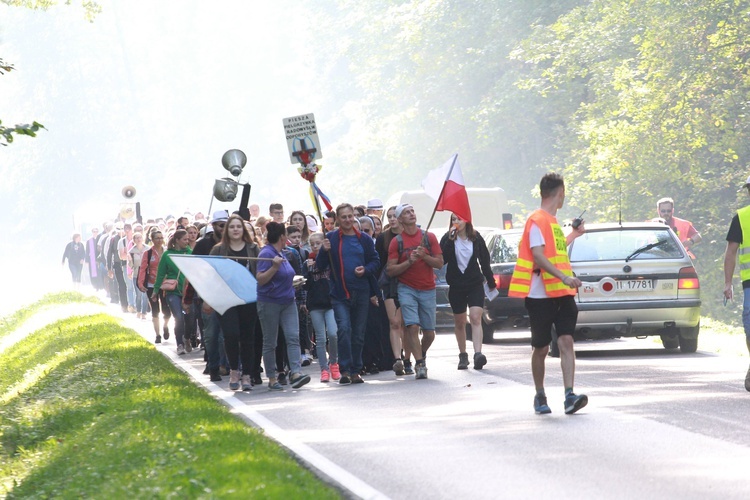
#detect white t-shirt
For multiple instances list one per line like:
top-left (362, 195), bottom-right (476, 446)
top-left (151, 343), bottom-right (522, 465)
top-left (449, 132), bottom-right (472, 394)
top-left (528, 223), bottom-right (548, 298)
top-left (455, 236), bottom-right (473, 274)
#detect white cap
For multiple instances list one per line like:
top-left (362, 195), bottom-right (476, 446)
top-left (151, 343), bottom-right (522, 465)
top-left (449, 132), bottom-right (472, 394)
top-left (395, 203), bottom-right (413, 218)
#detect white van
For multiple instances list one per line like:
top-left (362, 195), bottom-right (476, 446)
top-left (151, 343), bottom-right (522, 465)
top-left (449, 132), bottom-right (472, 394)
top-left (384, 187), bottom-right (511, 231)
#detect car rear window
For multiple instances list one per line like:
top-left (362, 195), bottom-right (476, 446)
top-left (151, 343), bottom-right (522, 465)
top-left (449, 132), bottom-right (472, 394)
top-left (569, 228), bottom-right (683, 262)
top-left (487, 232), bottom-right (522, 264)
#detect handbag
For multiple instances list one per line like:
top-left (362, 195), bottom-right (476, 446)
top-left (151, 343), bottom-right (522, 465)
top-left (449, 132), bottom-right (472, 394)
top-left (161, 271), bottom-right (181, 292)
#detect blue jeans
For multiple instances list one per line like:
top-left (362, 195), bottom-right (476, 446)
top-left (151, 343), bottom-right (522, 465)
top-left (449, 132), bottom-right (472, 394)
top-left (309, 308), bottom-right (338, 370)
top-left (258, 300), bottom-right (302, 376)
top-left (132, 276), bottom-right (149, 314)
top-left (124, 270), bottom-right (136, 308)
top-left (166, 293), bottom-right (186, 347)
top-left (202, 308), bottom-right (222, 371)
top-left (332, 290), bottom-right (370, 375)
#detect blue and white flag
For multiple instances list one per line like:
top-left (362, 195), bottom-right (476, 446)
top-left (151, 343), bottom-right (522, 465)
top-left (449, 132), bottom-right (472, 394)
top-left (170, 254), bottom-right (257, 315)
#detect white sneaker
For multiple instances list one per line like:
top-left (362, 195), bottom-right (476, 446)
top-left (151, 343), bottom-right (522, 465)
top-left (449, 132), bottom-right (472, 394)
top-left (176, 345), bottom-right (186, 355)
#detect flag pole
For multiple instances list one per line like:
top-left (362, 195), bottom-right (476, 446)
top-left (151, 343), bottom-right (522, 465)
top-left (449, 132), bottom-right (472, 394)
top-left (425, 154), bottom-right (458, 231)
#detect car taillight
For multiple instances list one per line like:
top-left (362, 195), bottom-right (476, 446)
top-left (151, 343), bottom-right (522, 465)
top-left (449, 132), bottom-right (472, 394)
top-left (495, 274), bottom-right (512, 290)
top-left (678, 266), bottom-right (699, 289)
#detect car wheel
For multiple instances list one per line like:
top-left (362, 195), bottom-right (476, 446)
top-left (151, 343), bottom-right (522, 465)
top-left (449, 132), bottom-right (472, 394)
top-left (465, 322), bottom-right (473, 341)
top-left (678, 324), bottom-right (700, 353)
top-left (660, 333), bottom-right (679, 350)
top-left (482, 319), bottom-right (495, 344)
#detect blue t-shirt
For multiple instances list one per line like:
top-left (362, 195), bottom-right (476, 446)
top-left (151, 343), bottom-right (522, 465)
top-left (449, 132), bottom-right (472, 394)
top-left (341, 234), bottom-right (369, 292)
top-left (257, 244), bottom-right (296, 304)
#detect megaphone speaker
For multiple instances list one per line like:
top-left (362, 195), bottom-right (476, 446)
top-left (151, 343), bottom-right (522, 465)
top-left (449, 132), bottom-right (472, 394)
top-left (222, 149), bottom-right (247, 177)
top-left (122, 185), bottom-right (137, 199)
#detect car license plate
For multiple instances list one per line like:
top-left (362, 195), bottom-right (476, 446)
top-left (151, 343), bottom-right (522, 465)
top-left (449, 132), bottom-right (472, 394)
top-left (616, 279), bottom-right (653, 291)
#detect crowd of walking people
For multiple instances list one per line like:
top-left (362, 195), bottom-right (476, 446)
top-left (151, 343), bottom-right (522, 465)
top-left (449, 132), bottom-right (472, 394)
top-left (71, 198), bottom-right (499, 394)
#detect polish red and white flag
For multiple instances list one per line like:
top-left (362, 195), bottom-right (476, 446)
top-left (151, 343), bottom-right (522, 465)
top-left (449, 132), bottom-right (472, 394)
top-left (421, 153), bottom-right (472, 223)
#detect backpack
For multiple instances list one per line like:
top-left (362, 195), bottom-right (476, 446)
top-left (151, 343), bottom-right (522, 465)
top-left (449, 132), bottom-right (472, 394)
top-left (379, 229), bottom-right (431, 290)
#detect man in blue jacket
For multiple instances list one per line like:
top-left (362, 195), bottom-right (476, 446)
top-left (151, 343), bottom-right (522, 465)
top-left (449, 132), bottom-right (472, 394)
top-left (317, 203), bottom-right (380, 385)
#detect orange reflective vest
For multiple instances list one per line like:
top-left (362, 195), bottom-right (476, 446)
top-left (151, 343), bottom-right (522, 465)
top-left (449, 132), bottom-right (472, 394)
top-left (508, 209), bottom-right (576, 298)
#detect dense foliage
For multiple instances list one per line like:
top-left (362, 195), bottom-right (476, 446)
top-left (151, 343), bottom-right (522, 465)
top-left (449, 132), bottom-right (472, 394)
top-left (309, 0), bottom-right (750, 321)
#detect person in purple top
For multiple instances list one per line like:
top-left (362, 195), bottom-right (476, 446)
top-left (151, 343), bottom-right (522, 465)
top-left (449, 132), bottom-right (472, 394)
top-left (256, 221), bottom-right (311, 391)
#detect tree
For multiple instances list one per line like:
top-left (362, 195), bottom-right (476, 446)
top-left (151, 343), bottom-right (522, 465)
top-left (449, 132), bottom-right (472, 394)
top-left (0, 0), bottom-right (100, 145)
top-left (512, 0), bottom-right (750, 321)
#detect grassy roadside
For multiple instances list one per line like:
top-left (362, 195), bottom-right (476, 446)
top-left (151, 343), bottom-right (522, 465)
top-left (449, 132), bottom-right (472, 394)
top-left (0, 291), bottom-right (102, 341)
top-left (0, 312), bottom-right (340, 499)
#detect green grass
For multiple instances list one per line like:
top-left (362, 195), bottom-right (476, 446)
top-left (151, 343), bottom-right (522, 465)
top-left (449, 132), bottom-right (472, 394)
top-left (0, 291), bottom-right (102, 341)
top-left (0, 313), bottom-right (341, 499)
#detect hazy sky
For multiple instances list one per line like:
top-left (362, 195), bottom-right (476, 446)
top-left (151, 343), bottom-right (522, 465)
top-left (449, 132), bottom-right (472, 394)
top-left (1, 0), bottom-right (351, 311)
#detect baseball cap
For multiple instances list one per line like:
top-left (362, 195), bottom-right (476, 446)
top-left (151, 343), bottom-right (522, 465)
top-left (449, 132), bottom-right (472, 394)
top-left (394, 203), bottom-right (413, 218)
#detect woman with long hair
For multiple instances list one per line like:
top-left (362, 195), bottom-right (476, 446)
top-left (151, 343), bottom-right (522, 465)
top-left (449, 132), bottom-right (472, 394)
top-left (375, 206), bottom-right (411, 374)
top-left (138, 230), bottom-right (172, 343)
top-left (256, 221), bottom-right (311, 391)
top-left (288, 210), bottom-right (311, 252)
top-left (152, 229), bottom-right (192, 355)
top-left (209, 215), bottom-right (260, 391)
top-left (439, 213), bottom-right (496, 370)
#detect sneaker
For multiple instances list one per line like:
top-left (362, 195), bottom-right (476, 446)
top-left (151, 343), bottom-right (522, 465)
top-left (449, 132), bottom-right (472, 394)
top-left (415, 363), bottom-right (428, 380)
top-left (329, 363), bottom-right (341, 381)
top-left (176, 345), bottom-right (186, 355)
top-left (184, 340), bottom-right (192, 353)
top-left (320, 369), bottom-right (330, 383)
top-left (209, 369), bottom-right (222, 382)
top-left (219, 366), bottom-right (230, 376)
top-left (564, 392), bottom-right (588, 415)
top-left (473, 352), bottom-right (487, 370)
top-left (251, 375), bottom-right (263, 386)
top-left (229, 370), bottom-right (241, 391)
top-left (744, 365), bottom-right (750, 392)
top-left (290, 372), bottom-right (311, 389)
top-left (155, 335), bottom-right (162, 344)
top-left (393, 359), bottom-right (405, 375)
top-left (351, 373), bottom-right (365, 384)
top-left (128, 306), bottom-right (136, 313)
top-left (278, 372), bottom-right (288, 386)
top-left (339, 372), bottom-right (352, 385)
top-left (368, 363), bottom-right (380, 374)
top-left (534, 394), bottom-right (552, 414)
top-left (163, 326), bottom-right (170, 340)
top-left (301, 354), bottom-right (312, 367)
top-left (268, 380), bottom-right (284, 391)
top-left (241, 374), bottom-right (252, 391)
top-left (457, 352), bottom-right (469, 370)
top-left (404, 361), bottom-right (414, 375)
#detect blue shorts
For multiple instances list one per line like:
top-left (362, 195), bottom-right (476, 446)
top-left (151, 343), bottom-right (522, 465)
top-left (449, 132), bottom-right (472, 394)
top-left (397, 283), bottom-right (436, 331)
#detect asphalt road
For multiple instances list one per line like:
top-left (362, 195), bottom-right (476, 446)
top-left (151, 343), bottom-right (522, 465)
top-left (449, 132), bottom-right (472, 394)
top-left (133, 316), bottom-right (750, 500)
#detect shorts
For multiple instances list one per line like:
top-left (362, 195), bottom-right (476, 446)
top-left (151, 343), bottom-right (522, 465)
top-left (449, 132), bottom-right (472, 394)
top-left (382, 286), bottom-right (400, 309)
top-left (525, 295), bottom-right (578, 348)
top-left (448, 283), bottom-right (485, 314)
top-left (397, 283), bottom-right (436, 331)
